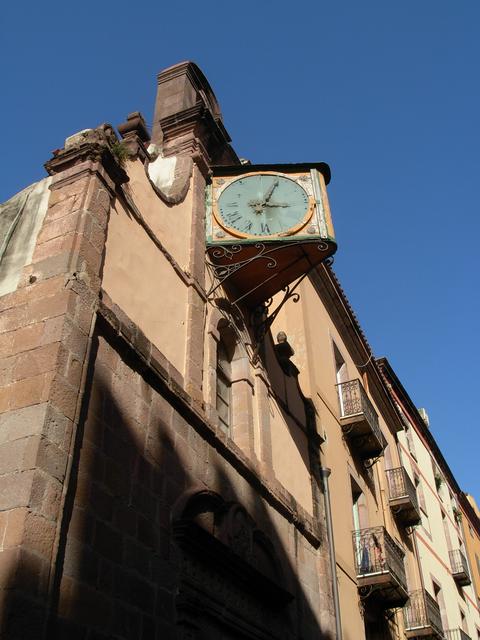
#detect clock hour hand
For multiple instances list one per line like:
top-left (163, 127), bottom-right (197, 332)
top-left (264, 202), bottom-right (289, 208)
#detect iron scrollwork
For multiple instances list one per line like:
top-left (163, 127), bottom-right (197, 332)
top-left (205, 240), bottom-right (333, 302)
top-left (205, 239), bottom-right (335, 362)
top-left (206, 243), bottom-right (279, 300)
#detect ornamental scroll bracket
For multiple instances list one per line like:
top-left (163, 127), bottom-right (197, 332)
top-left (205, 240), bottom-right (333, 304)
top-left (250, 272), bottom-right (309, 364)
top-left (205, 241), bottom-right (334, 364)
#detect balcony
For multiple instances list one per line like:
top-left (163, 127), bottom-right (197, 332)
top-left (386, 467), bottom-right (421, 527)
top-left (404, 590), bottom-right (444, 639)
top-left (337, 379), bottom-right (386, 459)
top-left (449, 549), bottom-right (471, 587)
top-left (446, 630), bottom-right (471, 640)
top-left (352, 526), bottom-right (408, 608)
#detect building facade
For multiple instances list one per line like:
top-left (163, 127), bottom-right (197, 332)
top-left (379, 359), bottom-right (480, 640)
top-left (0, 61), bottom-right (479, 640)
top-left (461, 494), bottom-right (480, 617)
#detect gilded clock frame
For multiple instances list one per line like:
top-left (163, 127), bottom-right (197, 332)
top-left (211, 170), bottom-right (315, 241)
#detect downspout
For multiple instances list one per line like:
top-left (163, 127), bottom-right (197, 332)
top-left (320, 467), bottom-right (343, 640)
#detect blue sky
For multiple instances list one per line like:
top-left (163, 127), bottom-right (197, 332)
top-left (2, 1), bottom-right (479, 498)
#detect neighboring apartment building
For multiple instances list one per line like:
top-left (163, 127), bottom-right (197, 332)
top-left (270, 266), bottom-right (416, 640)
top-left (460, 494), bottom-right (480, 628)
top-left (0, 60), bottom-right (479, 640)
top-left (379, 359), bottom-right (480, 640)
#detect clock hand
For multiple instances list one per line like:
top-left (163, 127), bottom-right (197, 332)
top-left (264, 202), bottom-right (289, 208)
top-left (261, 179), bottom-right (279, 205)
top-left (248, 200), bottom-right (265, 214)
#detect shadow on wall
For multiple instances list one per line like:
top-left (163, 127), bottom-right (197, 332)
top-left (1, 315), bottom-right (335, 640)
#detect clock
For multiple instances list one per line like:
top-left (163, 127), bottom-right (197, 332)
top-left (214, 172), bottom-right (314, 239)
top-left (206, 163), bottom-right (337, 307)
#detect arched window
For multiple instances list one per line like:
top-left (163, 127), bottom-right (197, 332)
top-left (216, 337), bottom-right (232, 434)
top-left (215, 323), bottom-right (236, 435)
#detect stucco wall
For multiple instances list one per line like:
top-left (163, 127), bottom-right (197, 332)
top-left (102, 160), bottom-right (193, 376)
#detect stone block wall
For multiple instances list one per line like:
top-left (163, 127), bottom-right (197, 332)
top-left (0, 133), bottom-right (123, 637)
top-left (44, 300), bottom-right (334, 639)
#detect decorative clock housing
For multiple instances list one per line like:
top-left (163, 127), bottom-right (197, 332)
top-left (215, 173), bottom-right (313, 239)
top-left (206, 163), bottom-right (337, 307)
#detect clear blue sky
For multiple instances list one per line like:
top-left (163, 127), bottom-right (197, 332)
top-left (2, 1), bottom-right (479, 499)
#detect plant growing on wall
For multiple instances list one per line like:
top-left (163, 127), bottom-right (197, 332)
top-left (434, 473), bottom-right (444, 491)
top-left (452, 506), bottom-right (462, 524)
top-left (111, 141), bottom-right (130, 166)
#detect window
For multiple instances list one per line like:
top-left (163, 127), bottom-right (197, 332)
top-left (460, 609), bottom-right (468, 634)
top-left (333, 342), bottom-right (348, 385)
top-left (351, 476), bottom-right (368, 530)
top-left (415, 474), bottom-right (430, 533)
top-left (215, 326), bottom-right (234, 434)
top-left (333, 342), bottom-right (348, 416)
top-left (441, 510), bottom-right (452, 551)
top-left (415, 474), bottom-right (427, 514)
top-left (432, 581), bottom-right (448, 632)
top-left (384, 443), bottom-right (393, 471)
top-left (405, 425), bottom-right (417, 459)
top-left (216, 360), bottom-right (231, 433)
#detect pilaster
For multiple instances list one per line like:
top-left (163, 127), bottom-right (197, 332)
top-left (150, 62), bottom-right (240, 401)
top-left (0, 126), bottom-right (127, 638)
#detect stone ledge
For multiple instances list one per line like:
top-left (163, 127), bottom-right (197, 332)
top-left (95, 294), bottom-right (322, 548)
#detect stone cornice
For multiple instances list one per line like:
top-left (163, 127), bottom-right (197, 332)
top-left (45, 126), bottom-right (129, 192)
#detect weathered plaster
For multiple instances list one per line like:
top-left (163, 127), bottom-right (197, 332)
top-left (0, 178), bottom-right (52, 296)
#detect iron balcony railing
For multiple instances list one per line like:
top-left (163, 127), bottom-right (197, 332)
top-left (352, 526), bottom-right (407, 590)
top-left (449, 549), bottom-right (471, 585)
top-left (446, 629), bottom-right (471, 640)
top-left (386, 467), bottom-right (418, 506)
top-left (337, 379), bottom-right (385, 450)
top-left (404, 589), bottom-right (443, 639)
top-left (386, 466), bottom-right (421, 525)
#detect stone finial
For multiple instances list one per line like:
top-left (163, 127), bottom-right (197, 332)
top-left (117, 112), bottom-right (150, 143)
top-left (117, 112), bottom-right (150, 162)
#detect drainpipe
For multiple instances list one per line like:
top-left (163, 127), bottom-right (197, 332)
top-left (320, 467), bottom-right (343, 640)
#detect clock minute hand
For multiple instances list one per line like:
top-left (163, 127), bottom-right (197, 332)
top-left (261, 179), bottom-right (279, 205)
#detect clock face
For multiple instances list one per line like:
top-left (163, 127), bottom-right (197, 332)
top-left (216, 174), bottom-right (311, 238)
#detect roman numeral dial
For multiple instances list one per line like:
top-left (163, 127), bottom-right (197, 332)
top-left (216, 174), bottom-right (311, 238)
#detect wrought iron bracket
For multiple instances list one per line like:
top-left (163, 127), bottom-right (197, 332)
top-left (250, 272), bottom-right (309, 363)
top-left (205, 241), bottom-right (333, 304)
top-left (206, 241), bottom-right (334, 365)
top-left (359, 584), bottom-right (374, 601)
top-left (341, 424), bottom-right (354, 437)
top-left (363, 455), bottom-right (382, 470)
